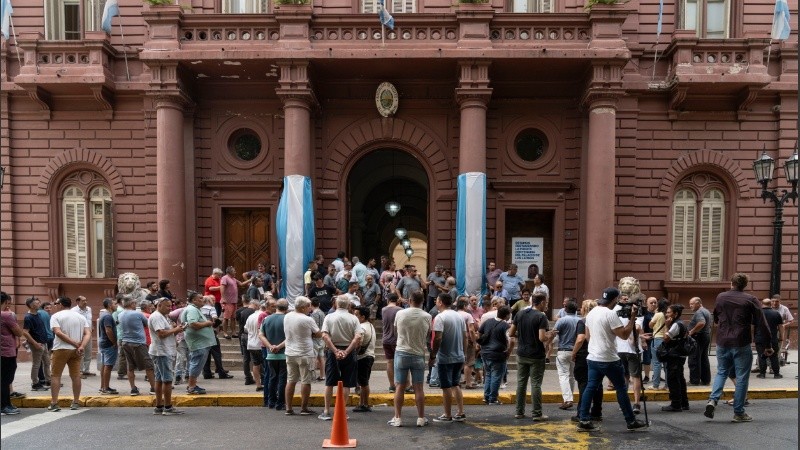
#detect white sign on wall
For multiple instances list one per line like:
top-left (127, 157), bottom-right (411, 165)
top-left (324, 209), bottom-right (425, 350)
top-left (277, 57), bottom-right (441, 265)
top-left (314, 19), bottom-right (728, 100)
top-left (511, 237), bottom-right (544, 281)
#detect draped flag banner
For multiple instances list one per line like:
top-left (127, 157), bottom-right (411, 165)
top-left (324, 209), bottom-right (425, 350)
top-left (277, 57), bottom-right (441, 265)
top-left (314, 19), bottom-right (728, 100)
top-left (656, 0), bottom-right (664, 38)
top-left (455, 172), bottom-right (487, 298)
top-left (772, 0), bottom-right (791, 40)
top-left (378, 0), bottom-right (394, 30)
top-left (101, 0), bottom-right (119, 33)
top-left (1, 0), bottom-right (12, 40)
top-left (276, 175), bottom-right (315, 308)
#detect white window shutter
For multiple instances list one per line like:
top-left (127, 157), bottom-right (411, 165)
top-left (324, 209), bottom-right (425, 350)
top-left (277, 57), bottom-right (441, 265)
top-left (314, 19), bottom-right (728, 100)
top-left (363, 0), bottom-right (378, 14)
top-left (103, 200), bottom-right (114, 277)
top-left (64, 189), bottom-right (88, 278)
top-left (392, 0), bottom-right (415, 14)
top-left (699, 189), bottom-right (724, 281)
top-left (671, 189), bottom-right (696, 281)
top-left (540, 0), bottom-right (553, 13)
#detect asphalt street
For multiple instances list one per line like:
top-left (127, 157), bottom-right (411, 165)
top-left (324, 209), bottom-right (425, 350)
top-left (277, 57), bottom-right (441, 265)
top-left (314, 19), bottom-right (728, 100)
top-left (2, 399), bottom-right (797, 449)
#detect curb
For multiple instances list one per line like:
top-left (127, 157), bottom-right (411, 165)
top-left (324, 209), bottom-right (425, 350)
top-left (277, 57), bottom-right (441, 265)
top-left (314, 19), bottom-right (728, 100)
top-left (13, 388), bottom-right (798, 409)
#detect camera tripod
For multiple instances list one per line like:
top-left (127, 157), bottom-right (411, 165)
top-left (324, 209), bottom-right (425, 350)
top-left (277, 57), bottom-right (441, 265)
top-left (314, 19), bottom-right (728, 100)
top-left (631, 316), bottom-right (651, 427)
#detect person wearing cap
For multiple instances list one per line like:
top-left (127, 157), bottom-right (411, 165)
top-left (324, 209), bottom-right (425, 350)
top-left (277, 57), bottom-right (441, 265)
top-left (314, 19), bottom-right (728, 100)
top-left (47, 297), bottom-right (91, 412)
top-left (148, 297), bottom-right (185, 415)
top-left (70, 296), bottom-right (95, 377)
top-left (24, 297), bottom-right (51, 391)
top-left (575, 288), bottom-right (648, 432)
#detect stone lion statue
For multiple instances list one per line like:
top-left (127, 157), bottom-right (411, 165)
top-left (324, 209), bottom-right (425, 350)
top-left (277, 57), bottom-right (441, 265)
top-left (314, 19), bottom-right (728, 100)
top-left (118, 272), bottom-right (148, 302)
top-left (618, 276), bottom-right (641, 298)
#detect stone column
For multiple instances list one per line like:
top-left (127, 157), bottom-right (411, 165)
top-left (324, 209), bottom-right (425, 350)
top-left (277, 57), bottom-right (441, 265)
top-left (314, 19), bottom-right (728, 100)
top-left (455, 61), bottom-right (491, 296)
top-left (276, 60), bottom-right (315, 178)
top-left (155, 95), bottom-right (187, 296)
top-left (581, 97), bottom-right (618, 298)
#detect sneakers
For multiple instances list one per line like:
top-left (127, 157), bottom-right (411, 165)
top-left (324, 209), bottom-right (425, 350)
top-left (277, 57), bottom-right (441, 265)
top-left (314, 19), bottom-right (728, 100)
top-left (387, 417), bottom-right (403, 427)
top-left (433, 414), bottom-right (453, 422)
top-left (577, 421), bottom-right (598, 432)
top-left (559, 401), bottom-right (573, 410)
top-left (100, 388), bottom-right (119, 395)
top-left (487, 400), bottom-right (502, 405)
top-left (661, 405), bottom-right (682, 412)
top-left (626, 419), bottom-right (648, 430)
top-left (633, 404), bottom-right (641, 414)
top-left (572, 415), bottom-right (603, 422)
top-left (47, 403), bottom-right (61, 412)
top-left (187, 386), bottom-right (206, 395)
top-left (9, 391), bottom-right (26, 399)
top-left (174, 376), bottom-right (183, 386)
top-left (69, 402), bottom-right (81, 411)
top-left (1, 406), bottom-right (21, 415)
top-left (416, 417), bottom-right (429, 427)
top-left (149, 388), bottom-right (156, 395)
top-left (162, 407), bottom-right (184, 416)
top-left (388, 386), bottom-right (396, 393)
top-left (154, 406), bottom-right (164, 415)
top-left (732, 413), bottom-right (753, 423)
top-left (352, 405), bottom-right (372, 412)
top-left (453, 413), bottom-right (466, 422)
top-left (31, 384), bottom-right (49, 391)
top-left (244, 378), bottom-right (256, 386)
top-left (531, 414), bottom-right (549, 422)
top-left (500, 383), bottom-right (507, 390)
top-left (130, 386), bottom-right (140, 396)
top-left (704, 401), bottom-right (716, 419)
top-left (318, 412), bottom-right (332, 421)
top-left (756, 373), bottom-right (766, 379)
top-left (218, 373), bottom-right (234, 379)
top-left (774, 374), bottom-right (783, 379)
top-left (299, 409), bottom-right (316, 416)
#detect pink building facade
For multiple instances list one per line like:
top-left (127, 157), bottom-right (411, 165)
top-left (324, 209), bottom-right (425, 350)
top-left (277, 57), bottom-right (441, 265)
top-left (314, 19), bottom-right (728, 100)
top-left (0, 0), bottom-right (797, 321)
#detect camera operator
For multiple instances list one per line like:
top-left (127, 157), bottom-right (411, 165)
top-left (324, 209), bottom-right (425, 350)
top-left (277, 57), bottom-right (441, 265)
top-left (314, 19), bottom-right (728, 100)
top-left (576, 287), bottom-right (648, 432)
top-left (612, 293), bottom-right (646, 414)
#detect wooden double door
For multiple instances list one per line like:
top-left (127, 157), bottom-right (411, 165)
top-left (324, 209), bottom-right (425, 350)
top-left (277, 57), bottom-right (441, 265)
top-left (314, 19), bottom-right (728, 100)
top-left (224, 209), bottom-right (271, 273)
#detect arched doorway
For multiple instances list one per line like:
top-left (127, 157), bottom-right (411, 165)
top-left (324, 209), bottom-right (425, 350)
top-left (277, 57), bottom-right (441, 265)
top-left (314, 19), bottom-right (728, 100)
top-left (347, 149), bottom-right (429, 268)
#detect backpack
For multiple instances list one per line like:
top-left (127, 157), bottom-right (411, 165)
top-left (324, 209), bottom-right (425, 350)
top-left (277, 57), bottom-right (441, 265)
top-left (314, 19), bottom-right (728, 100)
top-left (670, 322), bottom-right (697, 357)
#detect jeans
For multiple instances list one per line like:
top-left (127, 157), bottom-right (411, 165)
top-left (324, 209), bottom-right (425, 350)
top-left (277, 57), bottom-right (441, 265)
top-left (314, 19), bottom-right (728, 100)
top-left (515, 356), bottom-right (545, 416)
top-left (756, 342), bottom-right (780, 376)
top-left (709, 345), bottom-right (753, 415)
top-left (650, 338), bottom-right (664, 387)
top-left (688, 333), bottom-right (711, 384)
top-left (579, 359), bottom-right (635, 423)
top-left (555, 350), bottom-right (576, 402)
top-left (261, 348), bottom-right (271, 406)
top-left (666, 355), bottom-right (688, 408)
top-left (482, 358), bottom-right (505, 403)
top-left (175, 340), bottom-right (189, 379)
top-left (267, 359), bottom-right (287, 408)
top-left (574, 354), bottom-right (603, 417)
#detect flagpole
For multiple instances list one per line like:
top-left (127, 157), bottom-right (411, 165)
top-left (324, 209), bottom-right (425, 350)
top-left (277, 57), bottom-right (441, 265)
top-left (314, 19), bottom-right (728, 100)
top-left (8, 16), bottom-right (21, 67)
top-left (652, 37), bottom-right (659, 80)
top-left (765, 39), bottom-right (773, 69)
top-left (118, 21), bottom-right (130, 81)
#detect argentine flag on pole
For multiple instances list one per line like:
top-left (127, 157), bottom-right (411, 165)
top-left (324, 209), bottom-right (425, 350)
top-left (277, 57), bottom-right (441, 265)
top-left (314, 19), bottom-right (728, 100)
top-left (656, 0), bottom-right (664, 38)
top-left (1, 0), bottom-right (12, 40)
top-left (276, 175), bottom-right (315, 309)
top-left (101, 0), bottom-right (120, 34)
top-left (455, 172), bottom-right (487, 299)
top-left (378, 0), bottom-right (394, 30)
top-left (771, 0), bottom-right (791, 40)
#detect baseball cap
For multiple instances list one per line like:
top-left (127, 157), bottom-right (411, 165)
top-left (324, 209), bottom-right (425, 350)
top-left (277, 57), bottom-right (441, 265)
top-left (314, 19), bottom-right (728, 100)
top-left (602, 287), bottom-right (620, 302)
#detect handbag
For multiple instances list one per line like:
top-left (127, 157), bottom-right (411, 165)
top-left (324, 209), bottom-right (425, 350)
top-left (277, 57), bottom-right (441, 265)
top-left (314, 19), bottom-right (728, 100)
top-left (653, 323), bottom-right (670, 361)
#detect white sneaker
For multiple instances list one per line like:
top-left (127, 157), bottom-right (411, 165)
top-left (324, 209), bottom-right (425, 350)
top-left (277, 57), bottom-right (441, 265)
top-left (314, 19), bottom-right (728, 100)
top-left (387, 417), bottom-right (403, 427)
top-left (416, 417), bottom-right (429, 427)
top-left (500, 383), bottom-right (507, 389)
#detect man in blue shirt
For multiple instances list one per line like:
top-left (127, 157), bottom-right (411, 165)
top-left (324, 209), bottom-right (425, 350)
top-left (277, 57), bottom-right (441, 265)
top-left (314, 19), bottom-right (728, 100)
top-left (119, 297), bottom-right (155, 396)
top-left (24, 297), bottom-right (50, 391)
top-left (498, 264), bottom-right (525, 302)
top-left (554, 300), bottom-right (581, 410)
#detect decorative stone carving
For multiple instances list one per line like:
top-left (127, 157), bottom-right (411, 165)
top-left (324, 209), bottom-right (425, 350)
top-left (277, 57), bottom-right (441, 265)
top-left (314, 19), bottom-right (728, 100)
top-left (118, 273), bottom-right (149, 303)
top-left (618, 276), bottom-right (641, 297)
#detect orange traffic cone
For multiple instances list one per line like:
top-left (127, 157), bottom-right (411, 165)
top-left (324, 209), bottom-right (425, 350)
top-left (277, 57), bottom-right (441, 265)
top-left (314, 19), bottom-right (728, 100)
top-left (322, 381), bottom-right (357, 448)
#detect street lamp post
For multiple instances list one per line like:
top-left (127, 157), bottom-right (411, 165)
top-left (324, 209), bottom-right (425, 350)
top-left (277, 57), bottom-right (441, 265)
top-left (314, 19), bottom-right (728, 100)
top-left (752, 149), bottom-right (799, 297)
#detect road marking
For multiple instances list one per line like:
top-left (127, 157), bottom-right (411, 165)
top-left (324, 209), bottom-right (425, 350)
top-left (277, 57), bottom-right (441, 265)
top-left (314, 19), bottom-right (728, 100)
top-left (469, 420), bottom-right (610, 449)
top-left (1, 408), bottom-right (88, 440)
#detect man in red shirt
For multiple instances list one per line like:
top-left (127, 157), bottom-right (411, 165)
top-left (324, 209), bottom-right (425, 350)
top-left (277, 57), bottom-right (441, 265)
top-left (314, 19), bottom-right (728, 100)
top-left (204, 268), bottom-right (224, 318)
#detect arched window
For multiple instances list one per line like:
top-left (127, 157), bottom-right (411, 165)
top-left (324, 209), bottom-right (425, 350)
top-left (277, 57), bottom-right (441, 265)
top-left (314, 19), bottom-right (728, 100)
top-left (671, 174), bottom-right (726, 282)
top-left (61, 172), bottom-right (114, 278)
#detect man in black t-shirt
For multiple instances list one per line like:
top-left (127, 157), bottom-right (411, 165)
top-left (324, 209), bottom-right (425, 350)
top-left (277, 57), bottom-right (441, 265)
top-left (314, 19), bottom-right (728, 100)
top-left (24, 297), bottom-right (50, 391)
top-left (309, 275), bottom-right (336, 313)
top-left (235, 302), bottom-right (258, 385)
top-left (508, 293), bottom-right (553, 420)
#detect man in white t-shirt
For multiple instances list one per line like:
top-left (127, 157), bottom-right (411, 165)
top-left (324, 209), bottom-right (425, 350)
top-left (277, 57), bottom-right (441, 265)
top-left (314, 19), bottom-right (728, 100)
top-left (282, 297), bottom-right (322, 416)
top-left (148, 298), bottom-right (185, 415)
top-left (48, 297), bottom-right (91, 412)
top-left (613, 294), bottom-right (646, 414)
top-left (576, 288), bottom-right (648, 433)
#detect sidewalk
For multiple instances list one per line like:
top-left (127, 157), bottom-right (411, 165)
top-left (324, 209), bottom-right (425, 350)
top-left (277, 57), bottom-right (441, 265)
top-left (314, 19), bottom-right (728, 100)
top-left (10, 352), bottom-right (798, 408)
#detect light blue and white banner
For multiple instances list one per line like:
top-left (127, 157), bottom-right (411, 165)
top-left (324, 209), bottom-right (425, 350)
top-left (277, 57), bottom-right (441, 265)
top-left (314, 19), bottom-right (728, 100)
top-left (276, 175), bottom-right (315, 308)
top-left (1, 0), bottom-right (12, 40)
top-left (772, 0), bottom-right (791, 40)
top-left (455, 172), bottom-right (486, 299)
top-left (378, 0), bottom-right (394, 30)
top-left (101, 0), bottom-right (119, 34)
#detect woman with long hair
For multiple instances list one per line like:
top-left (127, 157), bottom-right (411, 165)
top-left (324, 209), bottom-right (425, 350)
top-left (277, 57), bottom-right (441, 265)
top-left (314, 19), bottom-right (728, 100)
top-left (661, 304), bottom-right (690, 411)
top-left (648, 298), bottom-right (670, 390)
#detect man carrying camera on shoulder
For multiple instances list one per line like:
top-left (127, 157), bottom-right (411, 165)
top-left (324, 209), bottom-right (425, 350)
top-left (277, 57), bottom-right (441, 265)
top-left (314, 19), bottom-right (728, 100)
top-left (576, 287), bottom-right (648, 433)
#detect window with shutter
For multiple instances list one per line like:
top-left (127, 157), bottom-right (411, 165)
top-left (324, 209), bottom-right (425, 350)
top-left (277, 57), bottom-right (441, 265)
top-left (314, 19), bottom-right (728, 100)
top-left (680, 0), bottom-right (730, 38)
top-left (90, 186), bottom-right (113, 278)
top-left (222, 0), bottom-right (268, 13)
top-left (512, 0), bottom-right (554, 12)
top-left (63, 187), bottom-right (88, 277)
top-left (391, 0), bottom-right (415, 14)
top-left (699, 189), bottom-right (724, 281)
top-left (671, 189), bottom-right (696, 281)
top-left (45, 0), bottom-right (82, 40)
top-left (363, 0), bottom-right (379, 13)
top-left (84, 0), bottom-right (107, 32)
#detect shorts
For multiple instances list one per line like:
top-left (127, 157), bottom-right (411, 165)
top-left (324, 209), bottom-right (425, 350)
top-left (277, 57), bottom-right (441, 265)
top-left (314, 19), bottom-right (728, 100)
top-left (465, 344), bottom-right (476, 366)
top-left (151, 354), bottom-right (176, 382)
top-left (393, 351), bottom-right (425, 386)
top-left (51, 349), bottom-right (81, 379)
top-left (357, 356), bottom-right (375, 387)
top-left (122, 343), bottom-right (155, 371)
top-left (249, 350), bottom-right (264, 367)
top-left (325, 348), bottom-right (358, 388)
top-left (642, 340), bottom-right (653, 365)
top-left (188, 347), bottom-right (210, 378)
top-left (286, 355), bottom-right (314, 384)
top-left (474, 354), bottom-right (483, 370)
top-left (618, 352), bottom-right (642, 378)
top-left (313, 339), bottom-right (325, 358)
top-left (222, 303), bottom-right (236, 319)
top-left (438, 362), bottom-right (464, 389)
top-left (383, 343), bottom-right (396, 361)
top-left (100, 346), bottom-right (118, 367)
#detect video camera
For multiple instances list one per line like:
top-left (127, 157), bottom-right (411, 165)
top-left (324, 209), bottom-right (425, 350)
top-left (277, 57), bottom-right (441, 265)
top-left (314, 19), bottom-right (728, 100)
top-left (616, 296), bottom-right (642, 319)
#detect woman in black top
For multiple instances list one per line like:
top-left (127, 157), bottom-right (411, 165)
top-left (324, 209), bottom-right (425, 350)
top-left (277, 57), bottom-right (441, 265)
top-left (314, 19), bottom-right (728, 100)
top-left (662, 304), bottom-right (690, 412)
top-left (478, 306), bottom-right (511, 405)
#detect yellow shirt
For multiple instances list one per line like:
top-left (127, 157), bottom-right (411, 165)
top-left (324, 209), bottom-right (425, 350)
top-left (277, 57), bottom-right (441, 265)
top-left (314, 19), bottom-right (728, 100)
top-left (651, 312), bottom-right (666, 339)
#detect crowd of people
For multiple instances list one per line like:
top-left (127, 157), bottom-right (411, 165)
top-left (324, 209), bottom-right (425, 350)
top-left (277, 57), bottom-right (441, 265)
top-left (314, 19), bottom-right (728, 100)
top-left (0, 251), bottom-right (795, 434)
